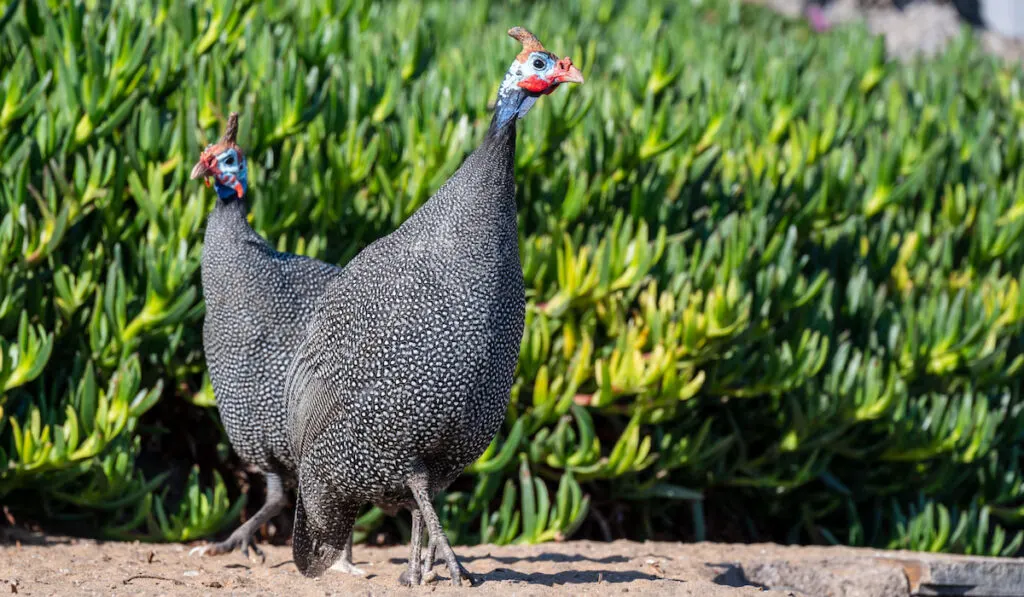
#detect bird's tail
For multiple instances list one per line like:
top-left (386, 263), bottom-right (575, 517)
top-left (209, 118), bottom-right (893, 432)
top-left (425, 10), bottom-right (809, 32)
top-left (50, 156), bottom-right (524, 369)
top-left (292, 491), bottom-right (343, 578)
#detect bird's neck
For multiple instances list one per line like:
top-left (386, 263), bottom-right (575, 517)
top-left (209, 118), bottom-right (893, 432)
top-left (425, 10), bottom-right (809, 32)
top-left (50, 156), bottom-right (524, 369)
top-left (201, 194), bottom-right (273, 307)
top-left (209, 193), bottom-right (249, 227)
top-left (427, 120), bottom-right (520, 247)
top-left (401, 112), bottom-right (519, 249)
top-left (204, 194), bottom-right (266, 259)
top-left (488, 75), bottom-right (538, 135)
top-left (479, 119), bottom-right (518, 170)
top-left (482, 71), bottom-right (529, 166)
top-left (453, 121), bottom-right (518, 211)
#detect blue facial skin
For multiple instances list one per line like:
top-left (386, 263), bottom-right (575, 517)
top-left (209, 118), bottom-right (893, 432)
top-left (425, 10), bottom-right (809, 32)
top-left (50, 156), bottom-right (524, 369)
top-left (210, 146), bottom-right (248, 200)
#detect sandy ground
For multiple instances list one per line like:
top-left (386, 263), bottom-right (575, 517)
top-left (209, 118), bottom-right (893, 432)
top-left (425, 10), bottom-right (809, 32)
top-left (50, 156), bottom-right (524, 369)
top-left (0, 535), bottom-right (843, 597)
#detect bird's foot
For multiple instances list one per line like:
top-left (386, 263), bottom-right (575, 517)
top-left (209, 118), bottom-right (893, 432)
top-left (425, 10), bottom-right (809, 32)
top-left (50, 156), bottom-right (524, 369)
top-left (188, 530), bottom-right (265, 563)
top-left (400, 555), bottom-right (473, 586)
top-left (420, 562), bottom-right (474, 586)
top-left (447, 563), bottom-right (476, 587)
top-left (398, 567), bottom-right (420, 587)
top-left (400, 565), bottom-right (473, 586)
top-left (328, 558), bottom-right (366, 576)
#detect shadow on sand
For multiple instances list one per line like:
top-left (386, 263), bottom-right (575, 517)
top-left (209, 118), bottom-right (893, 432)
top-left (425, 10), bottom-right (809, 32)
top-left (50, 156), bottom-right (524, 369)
top-left (380, 551), bottom-right (684, 587)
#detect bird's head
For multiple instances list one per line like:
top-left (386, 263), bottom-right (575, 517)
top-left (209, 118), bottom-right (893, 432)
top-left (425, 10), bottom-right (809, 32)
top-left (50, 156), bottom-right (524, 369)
top-left (506, 27), bottom-right (584, 95)
top-left (190, 112), bottom-right (248, 200)
top-left (492, 27), bottom-right (584, 127)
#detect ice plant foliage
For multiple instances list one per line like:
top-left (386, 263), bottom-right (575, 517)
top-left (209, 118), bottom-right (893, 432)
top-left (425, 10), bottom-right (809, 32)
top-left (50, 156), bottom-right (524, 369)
top-left (1, 0), bottom-right (1024, 556)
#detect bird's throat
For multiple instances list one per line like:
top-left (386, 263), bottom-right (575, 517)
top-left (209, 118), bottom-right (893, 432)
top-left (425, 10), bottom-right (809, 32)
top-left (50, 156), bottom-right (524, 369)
top-left (489, 73), bottom-right (538, 134)
top-left (214, 178), bottom-right (246, 202)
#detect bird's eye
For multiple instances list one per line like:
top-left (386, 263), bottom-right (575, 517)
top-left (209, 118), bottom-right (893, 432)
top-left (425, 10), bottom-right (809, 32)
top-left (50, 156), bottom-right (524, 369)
top-left (225, 155), bottom-right (235, 166)
top-left (532, 58), bottom-right (545, 70)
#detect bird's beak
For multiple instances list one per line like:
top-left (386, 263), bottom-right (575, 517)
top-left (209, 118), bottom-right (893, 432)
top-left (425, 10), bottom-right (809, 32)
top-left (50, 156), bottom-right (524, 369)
top-left (550, 57), bottom-right (585, 86)
top-left (190, 153), bottom-right (219, 180)
top-left (190, 161), bottom-right (210, 180)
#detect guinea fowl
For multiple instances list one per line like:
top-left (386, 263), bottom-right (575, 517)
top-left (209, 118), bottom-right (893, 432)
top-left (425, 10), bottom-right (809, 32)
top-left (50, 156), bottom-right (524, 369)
top-left (283, 27), bottom-right (584, 586)
top-left (186, 113), bottom-right (363, 575)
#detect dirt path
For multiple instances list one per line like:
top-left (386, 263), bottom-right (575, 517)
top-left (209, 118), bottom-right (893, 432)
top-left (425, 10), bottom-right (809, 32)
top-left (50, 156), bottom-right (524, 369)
top-left (6, 534), bottom-right (1024, 596)
top-left (0, 536), bottom-right (845, 597)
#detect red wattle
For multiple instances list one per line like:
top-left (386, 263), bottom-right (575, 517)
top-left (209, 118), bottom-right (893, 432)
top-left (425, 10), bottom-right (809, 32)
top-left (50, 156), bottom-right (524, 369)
top-left (518, 75), bottom-right (549, 93)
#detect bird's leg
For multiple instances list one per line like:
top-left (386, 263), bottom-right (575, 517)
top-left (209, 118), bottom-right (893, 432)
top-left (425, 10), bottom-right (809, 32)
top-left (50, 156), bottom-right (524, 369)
top-left (420, 537), bottom-right (437, 582)
top-left (189, 473), bottom-right (285, 563)
top-left (418, 538), bottom-right (470, 583)
top-left (407, 477), bottom-right (475, 587)
top-left (327, 531), bottom-right (366, 576)
top-left (398, 509), bottom-right (424, 586)
top-left (397, 503), bottom-right (470, 584)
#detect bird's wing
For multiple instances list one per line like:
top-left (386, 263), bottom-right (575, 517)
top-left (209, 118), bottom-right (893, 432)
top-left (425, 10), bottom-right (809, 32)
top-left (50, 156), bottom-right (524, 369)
top-left (284, 242), bottom-right (406, 458)
top-left (284, 336), bottom-right (336, 462)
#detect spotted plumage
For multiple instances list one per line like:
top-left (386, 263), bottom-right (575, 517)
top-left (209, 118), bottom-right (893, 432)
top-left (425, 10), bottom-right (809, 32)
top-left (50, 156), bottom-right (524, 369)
top-left (187, 113), bottom-right (363, 574)
top-left (284, 28), bottom-right (583, 586)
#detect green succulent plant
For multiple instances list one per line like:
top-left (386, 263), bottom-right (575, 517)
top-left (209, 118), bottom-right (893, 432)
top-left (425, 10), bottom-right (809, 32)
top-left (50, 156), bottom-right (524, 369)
top-left (1, 0), bottom-right (1023, 556)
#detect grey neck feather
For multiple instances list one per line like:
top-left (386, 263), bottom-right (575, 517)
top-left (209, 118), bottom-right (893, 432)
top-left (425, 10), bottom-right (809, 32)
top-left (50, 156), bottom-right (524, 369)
top-left (490, 63), bottom-right (538, 134)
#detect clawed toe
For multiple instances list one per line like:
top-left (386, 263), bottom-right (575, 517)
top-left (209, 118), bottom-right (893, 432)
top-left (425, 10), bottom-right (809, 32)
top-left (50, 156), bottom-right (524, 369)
top-left (189, 541), bottom-right (231, 558)
top-left (329, 559), bottom-right (366, 576)
top-left (452, 567), bottom-right (476, 587)
top-left (401, 559), bottom-right (472, 586)
top-left (188, 545), bottom-right (210, 557)
top-left (416, 565), bottom-right (473, 586)
top-left (188, 533), bottom-right (264, 564)
top-left (241, 542), bottom-right (266, 564)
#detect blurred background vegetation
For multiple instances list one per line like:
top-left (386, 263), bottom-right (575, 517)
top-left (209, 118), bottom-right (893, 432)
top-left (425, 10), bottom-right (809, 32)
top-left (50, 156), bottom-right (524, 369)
top-left (2, 0), bottom-right (1024, 556)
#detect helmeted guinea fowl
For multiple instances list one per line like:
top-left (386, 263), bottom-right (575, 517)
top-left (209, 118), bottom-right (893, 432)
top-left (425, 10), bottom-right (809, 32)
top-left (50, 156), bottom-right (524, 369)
top-left (186, 113), bottom-right (363, 575)
top-left (283, 27), bottom-right (584, 586)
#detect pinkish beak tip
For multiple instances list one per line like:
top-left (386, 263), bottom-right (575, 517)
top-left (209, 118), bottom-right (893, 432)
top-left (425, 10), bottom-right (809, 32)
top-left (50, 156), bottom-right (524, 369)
top-left (562, 65), bottom-right (585, 85)
top-left (190, 161), bottom-right (209, 180)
